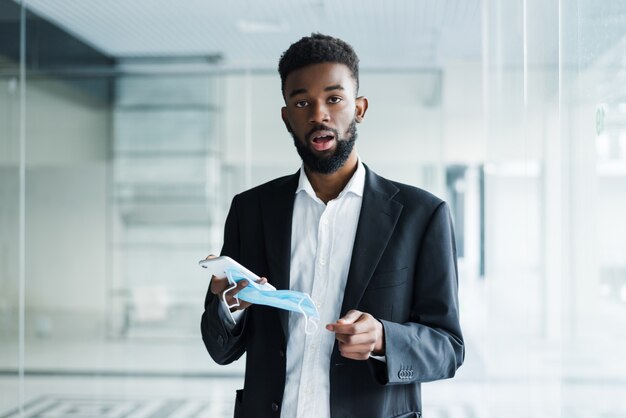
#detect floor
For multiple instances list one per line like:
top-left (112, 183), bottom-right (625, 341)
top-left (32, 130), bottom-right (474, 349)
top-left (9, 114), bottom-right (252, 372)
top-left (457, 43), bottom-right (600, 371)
top-left (1, 374), bottom-right (626, 418)
top-left (2, 280), bottom-right (626, 417)
top-left (0, 391), bottom-right (477, 418)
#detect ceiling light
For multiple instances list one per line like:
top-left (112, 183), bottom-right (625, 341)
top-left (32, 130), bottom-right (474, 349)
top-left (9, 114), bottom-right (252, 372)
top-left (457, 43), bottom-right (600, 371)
top-left (236, 18), bottom-right (288, 34)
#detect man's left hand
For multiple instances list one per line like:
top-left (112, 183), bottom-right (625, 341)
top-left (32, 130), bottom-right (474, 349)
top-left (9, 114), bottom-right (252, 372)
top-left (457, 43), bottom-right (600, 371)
top-left (326, 310), bottom-right (385, 360)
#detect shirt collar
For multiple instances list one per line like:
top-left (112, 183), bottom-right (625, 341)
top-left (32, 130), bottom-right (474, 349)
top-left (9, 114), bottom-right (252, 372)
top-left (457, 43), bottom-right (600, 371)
top-left (296, 157), bottom-right (366, 200)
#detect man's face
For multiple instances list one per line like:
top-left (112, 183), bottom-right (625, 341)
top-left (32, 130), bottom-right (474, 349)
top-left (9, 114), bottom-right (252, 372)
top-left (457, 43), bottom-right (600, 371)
top-left (281, 63), bottom-right (368, 174)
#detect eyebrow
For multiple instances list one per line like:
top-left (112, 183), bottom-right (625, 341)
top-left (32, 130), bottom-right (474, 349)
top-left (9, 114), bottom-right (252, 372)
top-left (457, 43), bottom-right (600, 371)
top-left (288, 88), bottom-right (307, 98)
top-left (324, 84), bottom-right (344, 92)
top-left (288, 84), bottom-right (345, 98)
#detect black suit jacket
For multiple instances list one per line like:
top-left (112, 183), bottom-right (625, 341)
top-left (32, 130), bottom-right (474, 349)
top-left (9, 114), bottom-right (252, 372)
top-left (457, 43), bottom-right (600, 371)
top-left (201, 166), bottom-right (464, 418)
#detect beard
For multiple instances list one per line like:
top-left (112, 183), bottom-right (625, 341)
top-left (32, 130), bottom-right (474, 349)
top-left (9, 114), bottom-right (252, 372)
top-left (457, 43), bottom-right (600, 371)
top-left (291, 120), bottom-right (357, 174)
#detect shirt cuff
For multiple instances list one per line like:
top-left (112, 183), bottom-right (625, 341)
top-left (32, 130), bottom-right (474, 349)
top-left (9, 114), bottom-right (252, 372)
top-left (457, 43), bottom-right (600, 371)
top-left (369, 354), bottom-right (387, 363)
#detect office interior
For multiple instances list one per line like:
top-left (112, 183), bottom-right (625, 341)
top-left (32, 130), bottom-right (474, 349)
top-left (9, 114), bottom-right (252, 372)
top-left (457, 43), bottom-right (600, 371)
top-left (1, 0), bottom-right (626, 417)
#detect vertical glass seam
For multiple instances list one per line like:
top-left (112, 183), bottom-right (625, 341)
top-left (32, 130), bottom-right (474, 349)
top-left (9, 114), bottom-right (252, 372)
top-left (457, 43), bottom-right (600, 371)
top-left (557, 3), bottom-right (563, 412)
top-left (523, 0), bottom-right (528, 108)
top-left (481, 0), bottom-right (489, 153)
top-left (18, 0), bottom-right (27, 415)
top-left (244, 67), bottom-right (252, 190)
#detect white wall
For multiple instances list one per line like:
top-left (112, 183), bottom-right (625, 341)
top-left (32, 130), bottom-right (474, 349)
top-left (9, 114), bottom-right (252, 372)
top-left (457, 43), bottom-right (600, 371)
top-left (25, 165), bottom-right (108, 313)
top-left (221, 70), bottom-right (446, 194)
top-left (0, 76), bottom-right (111, 334)
top-left (441, 61), bottom-right (485, 163)
top-left (0, 76), bottom-right (21, 327)
top-left (598, 176), bottom-right (626, 267)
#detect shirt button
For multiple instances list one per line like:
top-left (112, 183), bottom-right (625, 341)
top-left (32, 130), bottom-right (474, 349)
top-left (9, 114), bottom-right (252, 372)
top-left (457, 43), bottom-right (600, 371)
top-left (322, 218), bottom-right (329, 225)
top-left (310, 344), bottom-right (317, 350)
top-left (271, 402), bottom-right (279, 412)
top-left (319, 258), bottom-right (326, 266)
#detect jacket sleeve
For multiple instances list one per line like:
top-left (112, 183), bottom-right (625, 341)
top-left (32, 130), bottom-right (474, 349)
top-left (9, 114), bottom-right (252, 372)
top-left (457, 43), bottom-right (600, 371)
top-left (370, 202), bottom-right (465, 384)
top-left (200, 194), bottom-right (249, 365)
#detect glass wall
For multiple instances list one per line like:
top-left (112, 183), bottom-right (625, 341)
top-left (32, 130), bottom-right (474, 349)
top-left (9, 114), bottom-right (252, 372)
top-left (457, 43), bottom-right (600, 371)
top-left (475, 0), bottom-right (626, 416)
top-left (560, 0), bottom-right (626, 414)
top-left (0, 0), bottom-right (21, 412)
top-left (1, 0), bottom-right (626, 417)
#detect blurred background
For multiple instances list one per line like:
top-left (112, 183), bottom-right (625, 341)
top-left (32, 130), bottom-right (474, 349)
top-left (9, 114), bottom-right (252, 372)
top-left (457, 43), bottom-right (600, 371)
top-left (1, 0), bottom-right (626, 417)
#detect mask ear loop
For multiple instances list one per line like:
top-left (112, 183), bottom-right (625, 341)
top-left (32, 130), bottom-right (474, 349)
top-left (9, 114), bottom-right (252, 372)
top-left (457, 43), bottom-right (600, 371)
top-left (298, 296), bottom-right (319, 335)
top-left (222, 269), bottom-right (240, 324)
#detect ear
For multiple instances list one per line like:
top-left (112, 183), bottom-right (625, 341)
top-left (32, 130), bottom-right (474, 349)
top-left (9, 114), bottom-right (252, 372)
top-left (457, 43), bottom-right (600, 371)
top-left (355, 96), bottom-right (368, 123)
top-left (281, 106), bottom-right (293, 132)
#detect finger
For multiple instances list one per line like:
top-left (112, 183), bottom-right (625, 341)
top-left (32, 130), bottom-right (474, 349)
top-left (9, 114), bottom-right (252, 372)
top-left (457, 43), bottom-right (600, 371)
top-left (339, 341), bottom-right (376, 355)
top-left (225, 281), bottom-right (252, 305)
top-left (334, 332), bottom-right (375, 346)
top-left (338, 345), bottom-right (371, 360)
top-left (328, 314), bottom-right (372, 335)
top-left (227, 279), bottom-right (248, 292)
top-left (338, 309), bottom-right (362, 324)
top-left (326, 310), bottom-right (363, 332)
top-left (332, 322), bottom-right (368, 335)
top-left (212, 276), bottom-right (247, 296)
top-left (205, 254), bottom-right (217, 260)
top-left (224, 280), bottom-right (248, 298)
top-left (256, 277), bottom-right (268, 285)
top-left (210, 276), bottom-right (229, 295)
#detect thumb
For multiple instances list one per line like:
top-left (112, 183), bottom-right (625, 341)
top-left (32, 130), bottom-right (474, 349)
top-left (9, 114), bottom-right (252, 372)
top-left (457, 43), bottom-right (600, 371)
top-left (337, 309), bottom-right (362, 325)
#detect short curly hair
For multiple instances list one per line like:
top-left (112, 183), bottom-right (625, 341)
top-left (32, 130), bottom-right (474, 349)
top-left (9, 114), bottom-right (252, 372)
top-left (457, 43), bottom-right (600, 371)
top-left (278, 33), bottom-right (360, 96)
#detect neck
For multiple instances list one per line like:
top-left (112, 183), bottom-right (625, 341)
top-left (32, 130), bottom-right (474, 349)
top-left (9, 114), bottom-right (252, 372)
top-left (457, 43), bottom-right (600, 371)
top-left (304, 151), bottom-right (359, 204)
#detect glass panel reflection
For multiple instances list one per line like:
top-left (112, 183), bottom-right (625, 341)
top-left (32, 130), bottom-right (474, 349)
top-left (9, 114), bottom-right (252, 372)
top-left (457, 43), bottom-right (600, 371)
top-left (0, 0), bottom-right (624, 416)
top-left (0, 0), bottom-right (23, 412)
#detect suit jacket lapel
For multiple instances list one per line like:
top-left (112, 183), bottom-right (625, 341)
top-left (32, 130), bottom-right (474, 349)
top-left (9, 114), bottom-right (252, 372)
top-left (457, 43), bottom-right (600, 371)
top-left (261, 172), bottom-right (299, 337)
top-left (340, 167), bottom-right (403, 317)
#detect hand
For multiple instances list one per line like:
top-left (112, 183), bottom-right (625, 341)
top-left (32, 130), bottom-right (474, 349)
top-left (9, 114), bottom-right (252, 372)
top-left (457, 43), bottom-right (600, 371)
top-left (205, 255), bottom-right (268, 311)
top-left (326, 309), bottom-right (385, 360)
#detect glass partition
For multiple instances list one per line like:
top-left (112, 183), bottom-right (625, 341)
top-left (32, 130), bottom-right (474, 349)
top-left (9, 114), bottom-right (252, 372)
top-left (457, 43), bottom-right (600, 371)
top-left (0, 0), bottom-right (23, 413)
top-left (475, 0), bottom-right (626, 416)
top-left (560, 0), bottom-right (626, 414)
top-left (1, 1), bottom-right (625, 417)
top-left (12, 3), bottom-right (242, 415)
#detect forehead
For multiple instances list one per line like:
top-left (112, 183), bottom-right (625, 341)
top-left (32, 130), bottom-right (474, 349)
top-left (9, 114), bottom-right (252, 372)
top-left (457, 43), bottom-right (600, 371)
top-left (283, 62), bottom-right (356, 96)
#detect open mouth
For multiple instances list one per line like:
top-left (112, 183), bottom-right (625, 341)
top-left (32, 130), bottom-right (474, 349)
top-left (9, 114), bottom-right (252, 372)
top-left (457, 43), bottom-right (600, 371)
top-left (309, 130), bottom-right (336, 152)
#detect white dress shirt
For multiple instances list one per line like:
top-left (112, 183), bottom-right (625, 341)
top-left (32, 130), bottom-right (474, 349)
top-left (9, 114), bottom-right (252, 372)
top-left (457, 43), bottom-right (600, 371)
top-left (217, 159), bottom-right (366, 417)
top-left (280, 160), bottom-right (365, 418)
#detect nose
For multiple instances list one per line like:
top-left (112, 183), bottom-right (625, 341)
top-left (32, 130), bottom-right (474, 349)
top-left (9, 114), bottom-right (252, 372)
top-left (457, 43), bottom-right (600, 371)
top-left (309, 101), bottom-right (330, 124)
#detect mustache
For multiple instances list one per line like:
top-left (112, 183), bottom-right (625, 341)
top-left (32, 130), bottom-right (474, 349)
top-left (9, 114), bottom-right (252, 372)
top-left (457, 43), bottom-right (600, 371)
top-left (306, 124), bottom-right (339, 139)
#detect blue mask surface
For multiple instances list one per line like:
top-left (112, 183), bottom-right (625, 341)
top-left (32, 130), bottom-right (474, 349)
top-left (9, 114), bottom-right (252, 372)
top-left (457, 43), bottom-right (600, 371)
top-left (223, 268), bottom-right (320, 334)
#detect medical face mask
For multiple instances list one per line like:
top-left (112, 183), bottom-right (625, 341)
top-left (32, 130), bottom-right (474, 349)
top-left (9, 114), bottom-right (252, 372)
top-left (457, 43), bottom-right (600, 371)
top-left (223, 268), bottom-right (320, 334)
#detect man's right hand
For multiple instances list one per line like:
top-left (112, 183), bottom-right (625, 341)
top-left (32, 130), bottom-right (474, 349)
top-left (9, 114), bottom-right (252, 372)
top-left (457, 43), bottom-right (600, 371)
top-left (205, 255), bottom-right (268, 311)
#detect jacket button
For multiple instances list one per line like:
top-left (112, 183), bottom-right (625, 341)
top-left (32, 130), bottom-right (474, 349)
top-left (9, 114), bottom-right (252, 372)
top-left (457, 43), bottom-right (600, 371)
top-left (279, 349), bottom-right (285, 358)
top-left (271, 402), bottom-right (279, 412)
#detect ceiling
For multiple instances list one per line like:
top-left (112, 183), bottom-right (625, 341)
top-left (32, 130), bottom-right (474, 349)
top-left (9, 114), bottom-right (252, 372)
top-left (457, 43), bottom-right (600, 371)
top-left (21, 0), bottom-right (482, 70)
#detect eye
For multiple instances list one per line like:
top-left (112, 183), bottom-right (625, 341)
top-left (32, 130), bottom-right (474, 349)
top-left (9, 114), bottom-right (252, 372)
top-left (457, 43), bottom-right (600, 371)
top-left (295, 100), bottom-right (309, 108)
top-left (328, 96), bottom-right (343, 104)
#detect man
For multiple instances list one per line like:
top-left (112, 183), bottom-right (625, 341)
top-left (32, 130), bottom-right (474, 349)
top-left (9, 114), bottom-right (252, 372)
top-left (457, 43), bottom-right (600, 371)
top-left (201, 33), bottom-right (464, 418)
